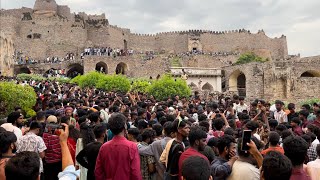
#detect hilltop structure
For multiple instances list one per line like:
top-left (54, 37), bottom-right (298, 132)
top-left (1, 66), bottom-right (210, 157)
top-left (0, 0), bottom-right (319, 102)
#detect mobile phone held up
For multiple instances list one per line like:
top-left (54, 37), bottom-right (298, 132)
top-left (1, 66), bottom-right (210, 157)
top-left (241, 130), bottom-right (252, 151)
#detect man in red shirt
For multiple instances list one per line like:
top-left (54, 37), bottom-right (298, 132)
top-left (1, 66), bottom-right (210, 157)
top-left (95, 113), bottom-right (142, 180)
top-left (178, 127), bottom-right (209, 179)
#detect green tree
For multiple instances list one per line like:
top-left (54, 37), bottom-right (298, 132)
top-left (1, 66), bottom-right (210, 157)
top-left (0, 82), bottom-right (37, 117)
top-left (96, 74), bottom-right (131, 93)
top-left (76, 71), bottom-right (105, 88)
top-left (131, 80), bottom-right (151, 93)
top-left (234, 52), bottom-right (267, 65)
top-left (147, 74), bottom-right (191, 100)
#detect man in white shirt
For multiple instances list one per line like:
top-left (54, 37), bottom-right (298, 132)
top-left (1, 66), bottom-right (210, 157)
top-left (234, 96), bottom-right (248, 114)
top-left (1, 112), bottom-right (24, 142)
top-left (273, 100), bottom-right (287, 123)
top-left (307, 144), bottom-right (320, 180)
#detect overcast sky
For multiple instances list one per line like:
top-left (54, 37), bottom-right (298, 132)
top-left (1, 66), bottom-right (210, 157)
top-left (1, 0), bottom-right (320, 57)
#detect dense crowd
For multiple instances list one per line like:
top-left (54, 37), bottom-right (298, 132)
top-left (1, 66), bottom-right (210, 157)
top-left (0, 79), bottom-right (320, 180)
top-left (15, 53), bottom-right (77, 65)
top-left (82, 47), bottom-right (134, 57)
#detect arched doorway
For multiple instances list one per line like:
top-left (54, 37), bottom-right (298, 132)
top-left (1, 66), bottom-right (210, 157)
top-left (229, 70), bottom-right (246, 97)
top-left (202, 82), bottom-right (213, 92)
top-left (45, 68), bottom-right (58, 77)
top-left (95, 62), bottom-right (108, 74)
top-left (115, 62), bottom-right (128, 75)
top-left (67, 63), bottom-right (84, 78)
top-left (16, 67), bottom-right (31, 74)
top-left (300, 70), bottom-right (320, 77)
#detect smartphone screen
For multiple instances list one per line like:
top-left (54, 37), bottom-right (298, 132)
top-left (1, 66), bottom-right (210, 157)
top-left (241, 130), bottom-right (252, 151)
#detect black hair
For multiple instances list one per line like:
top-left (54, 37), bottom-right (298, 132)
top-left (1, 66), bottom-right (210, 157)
top-left (60, 116), bottom-right (70, 124)
top-left (78, 116), bottom-right (87, 125)
top-left (7, 112), bottom-right (21, 124)
top-left (301, 134), bottom-right (311, 144)
top-left (163, 121), bottom-right (174, 137)
top-left (268, 131), bottom-right (280, 146)
top-left (268, 119), bottom-right (278, 129)
top-left (159, 116), bottom-right (168, 126)
top-left (36, 111), bottom-right (46, 121)
top-left (152, 123), bottom-right (163, 137)
top-left (80, 122), bottom-right (95, 147)
top-left (77, 109), bottom-right (87, 118)
top-left (137, 108), bottom-right (146, 117)
top-left (88, 112), bottom-right (100, 123)
top-left (93, 124), bottom-right (107, 139)
top-left (172, 119), bottom-right (188, 133)
top-left (301, 104), bottom-right (311, 111)
top-left (5, 151), bottom-right (40, 180)
top-left (224, 127), bottom-right (235, 136)
top-left (207, 137), bottom-right (218, 147)
top-left (29, 121), bottom-right (41, 130)
top-left (281, 130), bottom-right (293, 140)
top-left (212, 118), bottom-right (225, 131)
top-left (108, 113), bottom-right (126, 135)
top-left (188, 127), bottom-right (207, 146)
top-left (262, 151), bottom-right (292, 180)
top-left (199, 121), bottom-right (210, 132)
top-left (128, 128), bottom-right (140, 140)
top-left (299, 110), bottom-right (309, 119)
top-left (181, 156), bottom-right (211, 180)
top-left (141, 129), bottom-right (155, 142)
top-left (0, 131), bottom-right (17, 154)
top-left (291, 117), bottom-right (301, 125)
top-left (245, 121), bottom-right (259, 131)
top-left (137, 119), bottom-right (148, 130)
top-left (216, 135), bottom-right (236, 154)
top-left (166, 114), bottom-right (176, 122)
top-left (287, 103), bottom-right (295, 110)
top-left (283, 135), bottom-right (309, 166)
top-left (275, 124), bottom-right (288, 133)
top-left (198, 114), bottom-right (207, 122)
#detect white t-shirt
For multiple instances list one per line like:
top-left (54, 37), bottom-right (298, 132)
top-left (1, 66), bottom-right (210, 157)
top-left (227, 160), bottom-right (260, 180)
top-left (1, 123), bottom-right (22, 141)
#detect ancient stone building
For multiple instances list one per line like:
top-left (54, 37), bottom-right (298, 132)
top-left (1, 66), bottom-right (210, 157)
top-left (0, 31), bottom-right (15, 76)
top-left (1, 0), bottom-right (319, 102)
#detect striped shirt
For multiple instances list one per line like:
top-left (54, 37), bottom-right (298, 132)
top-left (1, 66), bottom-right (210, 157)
top-left (43, 133), bottom-right (62, 163)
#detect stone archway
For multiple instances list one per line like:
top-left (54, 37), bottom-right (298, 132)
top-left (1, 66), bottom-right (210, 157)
top-left (115, 62), bottom-right (128, 75)
top-left (202, 82), bottom-right (213, 92)
top-left (16, 67), bottom-right (31, 74)
top-left (67, 63), bottom-right (84, 78)
top-left (95, 61), bottom-right (108, 74)
top-left (229, 70), bottom-right (246, 97)
top-left (300, 70), bottom-right (320, 77)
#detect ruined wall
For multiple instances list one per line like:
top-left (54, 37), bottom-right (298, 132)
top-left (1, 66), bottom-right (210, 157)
top-left (200, 30), bottom-right (287, 60)
top-left (0, 31), bottom-right (15, 76)
top-left (57, 5), bottom-right (71, 19)
top-left (129, 34), bottom-right (156, 52)
top-left (155, 32), bottom-right (188, 53)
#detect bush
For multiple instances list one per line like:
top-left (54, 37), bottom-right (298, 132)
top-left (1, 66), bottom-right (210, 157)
top-left (70, 74), bottom-right (82, 84)
top-left (0, 82), bottom-right (37, 116)
top-left (48, 77), bottom-right (70, 84)
top-left (234, 52), bottom-right (268, 65)
top-left (147, 74), bottom-right (191, 100)
top-left (96, 74), bottom-right (131, 93)
top-left (131, 80), bottom-right (151, 93)
top-left (76, 71), bottom-right (105, 88)
top-left (17, 73), bottom-right (45, 81)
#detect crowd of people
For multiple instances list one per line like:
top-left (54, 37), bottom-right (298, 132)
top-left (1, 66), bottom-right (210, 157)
top-left (15, 53), bottom-right (77, 65)
top-left (0, 79), bottom-right (320, 180)
top-left (82, 47), bottom-right (134, 57)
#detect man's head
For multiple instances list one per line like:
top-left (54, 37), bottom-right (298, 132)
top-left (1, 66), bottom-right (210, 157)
top-left (65, 107), bottom-right (73, 118)
top-left (172, 119), bottom-right (190, 138)
top-left (287, 103), bottom-right (295, 113)
top-left (163, 121), bottom-right (175, 138)
top-left (5, 151), bottom-right (40, 180)
top-left (275, 100), bottom-right (283, 111)
top-left (127, 128), bottom-right (140, 142)
top-left (261, 151), bottom-right (292, 180)
top-left (93, 124), bottom-right (107, 140)
top-left (181, 156), bottom-right (212, 180)
top-left (36, 111), bottom-right (46, 122)
top-left (216, 135), bottom-right (236, 160)
top-left (283, 135), bottom-right (308, 167)
top-left (0, 131), bottom-right (17, 154)
top-left (107, 113), bottom-right (127, 135)
top-left (268, 131), bottom-right (280, 147)
top-left (141, 129), bottom-right (155, 144)
top-left (188, 127), bottom-right (207, 151)
top-left (245, 120), bottom-right (259, 134)
top-left (7, 111), bottom-right (24, 127)
top-left (299, 110), bottom-right (309, 121)
top-left (301, 104), bottom-right (311, 111)
top-left (290, 117), bottom-right (301, 128)
top-left (316, 144), bottom-right (320, 157)
top-left (29, 121), bottom-right (42, 135)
